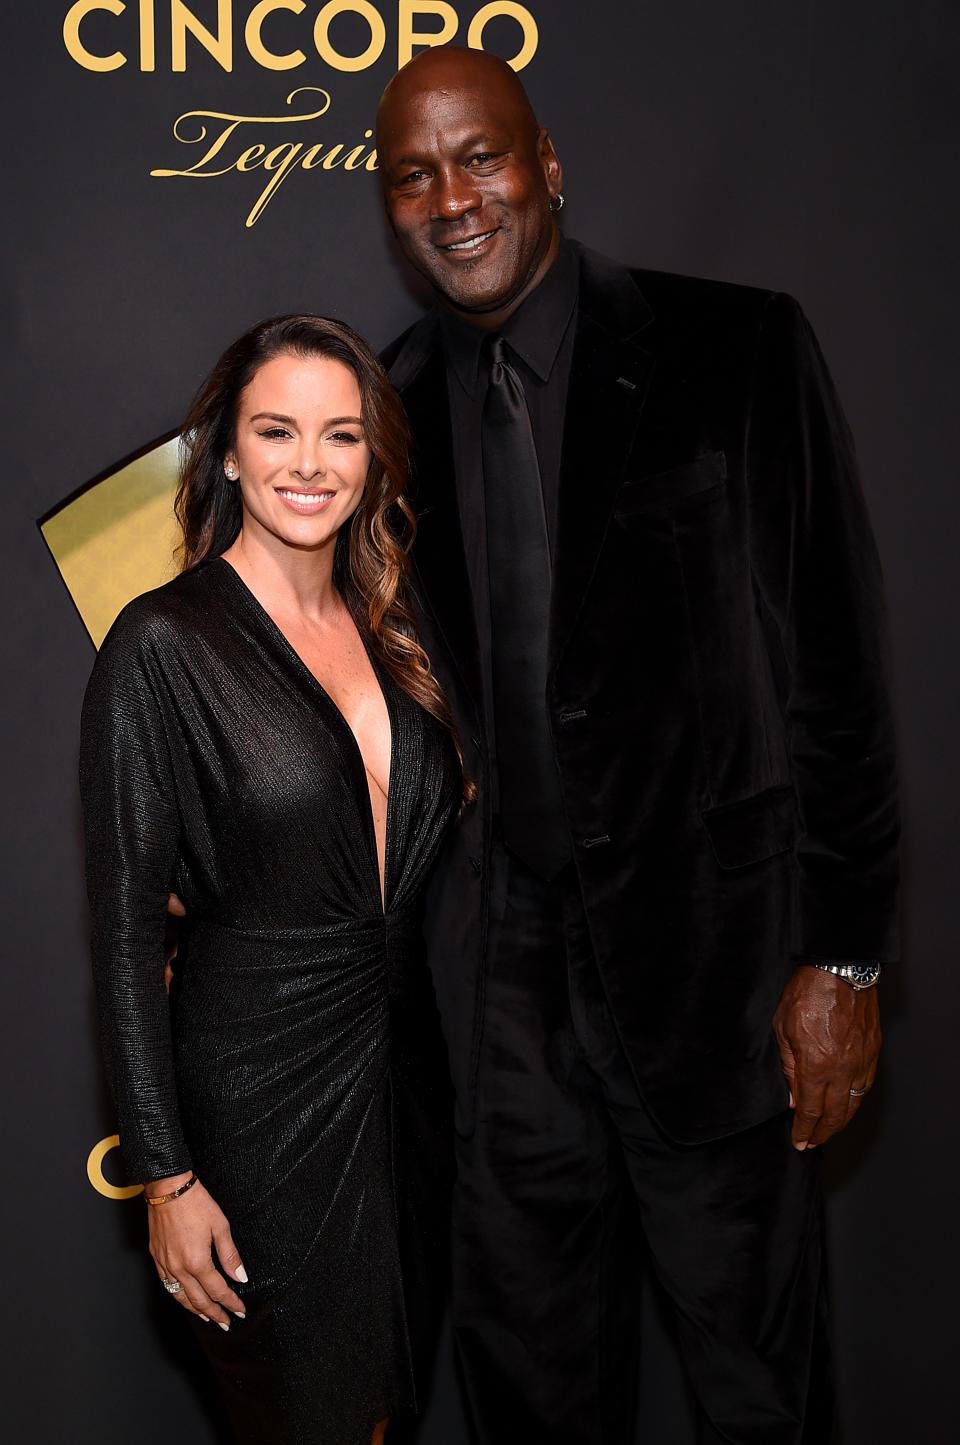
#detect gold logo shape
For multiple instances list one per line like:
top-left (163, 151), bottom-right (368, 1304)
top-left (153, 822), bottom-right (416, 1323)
top-left (87, 1134), bottom-right (144, 1201)
top-left (40, 436), bottom-right (181, 647)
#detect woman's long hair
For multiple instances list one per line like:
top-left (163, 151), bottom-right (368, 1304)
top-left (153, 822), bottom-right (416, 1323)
top-left (175, 313), bottom-right (474, 802)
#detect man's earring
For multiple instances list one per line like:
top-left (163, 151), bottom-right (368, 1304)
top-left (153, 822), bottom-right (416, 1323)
top-left (549, 193), bottom-right (565, 213)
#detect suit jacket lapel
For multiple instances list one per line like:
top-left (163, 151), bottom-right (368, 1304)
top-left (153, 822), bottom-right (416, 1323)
top-left (550, 250), bottom-right (656, 669)
top-left (387, 319), bottom-right (482, 713)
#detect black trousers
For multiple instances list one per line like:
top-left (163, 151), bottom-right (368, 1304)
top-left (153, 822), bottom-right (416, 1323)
top-left (451, 853), bottom-right (834, 1445)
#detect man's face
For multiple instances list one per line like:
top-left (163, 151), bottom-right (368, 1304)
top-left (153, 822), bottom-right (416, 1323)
top-left (378, 72), bottom-right (562, 323)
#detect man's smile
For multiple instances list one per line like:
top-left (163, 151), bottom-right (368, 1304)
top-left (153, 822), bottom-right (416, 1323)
top-left (440, 228), bottom-right (499, 255)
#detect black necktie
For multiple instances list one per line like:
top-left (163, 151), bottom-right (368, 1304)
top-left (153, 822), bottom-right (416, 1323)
top-left (482, 336), bottom-right (570, 878)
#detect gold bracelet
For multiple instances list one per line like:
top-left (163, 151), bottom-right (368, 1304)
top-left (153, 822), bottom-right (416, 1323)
top-left (144, 1172), bottom-right (198, 1206)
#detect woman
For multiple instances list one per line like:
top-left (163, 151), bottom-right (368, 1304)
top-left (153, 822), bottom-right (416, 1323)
top-left (80, 315), bottom-right (469, 1444)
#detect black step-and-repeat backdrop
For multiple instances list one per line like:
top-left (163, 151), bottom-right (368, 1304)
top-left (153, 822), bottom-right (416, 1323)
top-left (3, 4), bottom-right (956, 1441)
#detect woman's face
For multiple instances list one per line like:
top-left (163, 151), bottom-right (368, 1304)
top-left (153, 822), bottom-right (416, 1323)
top-left (224, 352), bottom-right (371, 556)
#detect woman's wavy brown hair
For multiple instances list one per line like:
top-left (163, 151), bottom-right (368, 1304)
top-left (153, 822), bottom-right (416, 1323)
top-left (175, 313), bottom-right (474, 803)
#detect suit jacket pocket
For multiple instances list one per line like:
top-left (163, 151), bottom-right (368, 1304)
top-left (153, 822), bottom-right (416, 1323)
top-left (700, 784), bottom-right (801, 869)
top-left (615, 449), bottom-right (727, 520)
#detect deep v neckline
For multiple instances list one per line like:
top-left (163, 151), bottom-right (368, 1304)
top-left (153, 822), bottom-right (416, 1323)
top-left (214, 557), bottom-right (395, 911)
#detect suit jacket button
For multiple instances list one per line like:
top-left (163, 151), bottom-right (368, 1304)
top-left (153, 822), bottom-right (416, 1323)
top-left (468, 855), bottom-right (483, 875)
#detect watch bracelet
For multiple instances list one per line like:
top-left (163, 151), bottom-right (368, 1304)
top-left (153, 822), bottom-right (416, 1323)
top-left (809, 960), bottom-right (882, 989)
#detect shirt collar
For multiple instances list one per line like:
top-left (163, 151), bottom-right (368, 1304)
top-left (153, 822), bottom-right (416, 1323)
top-left (439, 238), bottom-right (580, 398)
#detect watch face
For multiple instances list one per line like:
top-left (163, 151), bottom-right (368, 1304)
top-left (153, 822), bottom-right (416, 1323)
top-left (845, 964), bottom-right (881, 987)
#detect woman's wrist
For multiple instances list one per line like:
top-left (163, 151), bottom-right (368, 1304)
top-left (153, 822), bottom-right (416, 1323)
top-left (144, 1169), bottom-right (194, 1199)
top-left (144, 1173), bottom-right (199, 1206)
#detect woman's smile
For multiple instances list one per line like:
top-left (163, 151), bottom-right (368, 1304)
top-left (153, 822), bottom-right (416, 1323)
top-left (274, 486), bottom-right (338, 514)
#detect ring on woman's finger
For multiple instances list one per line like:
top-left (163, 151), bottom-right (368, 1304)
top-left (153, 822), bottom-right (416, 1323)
top-left (849, 1085), bottom-right (870, 1097)
top-left (162, 1276), bottom-right (184, 1295)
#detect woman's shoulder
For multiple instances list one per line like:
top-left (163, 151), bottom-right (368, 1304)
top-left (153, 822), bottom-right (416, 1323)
top-left (96, 562), bottom-right (228, 671)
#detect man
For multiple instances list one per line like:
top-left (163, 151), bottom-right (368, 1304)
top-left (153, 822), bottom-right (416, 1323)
top-left (375, 46), bottom-right (898, 1444)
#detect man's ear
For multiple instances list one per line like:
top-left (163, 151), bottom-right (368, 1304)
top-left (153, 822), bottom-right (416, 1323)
top-left (538, 126), bottom-right (563, 195)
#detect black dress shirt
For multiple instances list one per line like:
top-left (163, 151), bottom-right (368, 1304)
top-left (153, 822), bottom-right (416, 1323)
top-left (439, 240), bottom-right (580, 806)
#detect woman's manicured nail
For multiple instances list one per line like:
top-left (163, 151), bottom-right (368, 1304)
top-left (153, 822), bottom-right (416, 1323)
top-left (199, 1314), bottom-right (210, 1323)
top-left (218, 1321), bottom-right (230, 1332)
top-left (233, 1266), bottom-right (249, 1283)
top-left (233, 1311), bottom-right (246, 1319)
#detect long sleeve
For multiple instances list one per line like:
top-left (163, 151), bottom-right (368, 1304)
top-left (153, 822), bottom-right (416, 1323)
top-left (80, 603), bottom-right (192, 1182)
top-left (745, 292), bottom-right (900, 962)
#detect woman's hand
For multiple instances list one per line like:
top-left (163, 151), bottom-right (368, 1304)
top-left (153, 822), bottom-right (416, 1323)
top-left (146, 1173), bottom-right (248, 1329)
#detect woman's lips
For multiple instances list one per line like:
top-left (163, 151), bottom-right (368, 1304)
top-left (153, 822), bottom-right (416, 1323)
top-left (275, 487), bottom-right (336, 514)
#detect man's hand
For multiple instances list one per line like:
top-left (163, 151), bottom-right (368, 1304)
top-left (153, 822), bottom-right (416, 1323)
top-left (773, 964), bottom-right (881, 1150)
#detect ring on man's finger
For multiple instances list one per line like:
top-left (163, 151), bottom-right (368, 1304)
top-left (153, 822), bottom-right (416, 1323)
top-left (849, 1085), bottom-right (869, 1097)
top-left (162, 1276), bottom-right (184, 1295)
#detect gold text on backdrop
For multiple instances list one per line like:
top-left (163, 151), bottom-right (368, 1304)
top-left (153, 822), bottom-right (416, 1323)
top-left (63, 1), bottom-right (539, 73)
top-left (149, 88), bottom-right (379, 226)
top-left (64, 3), bottom-right (542, 225)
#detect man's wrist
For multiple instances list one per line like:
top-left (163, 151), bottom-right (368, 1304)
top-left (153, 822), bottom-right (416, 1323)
top-left (803, 960), bottom-right (882, 990)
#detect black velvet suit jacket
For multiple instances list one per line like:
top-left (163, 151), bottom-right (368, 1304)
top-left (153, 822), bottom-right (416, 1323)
top-left (383, 244), bottom-right (899, 1144)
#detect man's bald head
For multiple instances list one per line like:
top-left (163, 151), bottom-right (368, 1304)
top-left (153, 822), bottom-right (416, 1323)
top-left (376, 46), bottom-right (563, 327)
top-left (377, 45), bottom-right (539, 144)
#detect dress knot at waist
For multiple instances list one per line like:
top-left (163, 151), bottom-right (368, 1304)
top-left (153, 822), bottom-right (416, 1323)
top-left (183, 908), bottom-right (421, 985)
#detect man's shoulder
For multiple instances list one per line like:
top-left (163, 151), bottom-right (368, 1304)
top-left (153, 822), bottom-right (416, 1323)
top-left (379, 318), bottom-right (421, 370)
top-left (576, 243), bottom-right (779, 332)
top-left (380, 310), bottom-right (442, 392)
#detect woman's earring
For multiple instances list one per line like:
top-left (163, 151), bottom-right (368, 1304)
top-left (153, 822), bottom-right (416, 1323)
top-left (224, 465), bottom-right (237, 480)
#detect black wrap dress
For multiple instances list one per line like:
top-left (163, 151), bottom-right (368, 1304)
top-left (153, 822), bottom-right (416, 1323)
top-left (80, 558), bottom-right (461, 1444)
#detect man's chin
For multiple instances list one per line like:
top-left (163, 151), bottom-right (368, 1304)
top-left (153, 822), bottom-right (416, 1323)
top-left (433, 270), bottom-right (517, 316)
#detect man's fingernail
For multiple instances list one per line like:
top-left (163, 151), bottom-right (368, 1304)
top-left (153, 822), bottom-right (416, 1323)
top-left (788, 1093), bottom-right (795, 1108)
top-left (234, 1266), bottom-right (249, 1283)
top-left (795, 1141), bottom-right (807, 1151)
top-left (218, 1322), bottom-right (230, 1332)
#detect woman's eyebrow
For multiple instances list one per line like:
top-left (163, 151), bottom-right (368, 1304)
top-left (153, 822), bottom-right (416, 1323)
top-left (248, 412), bottom-right (363, 426)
